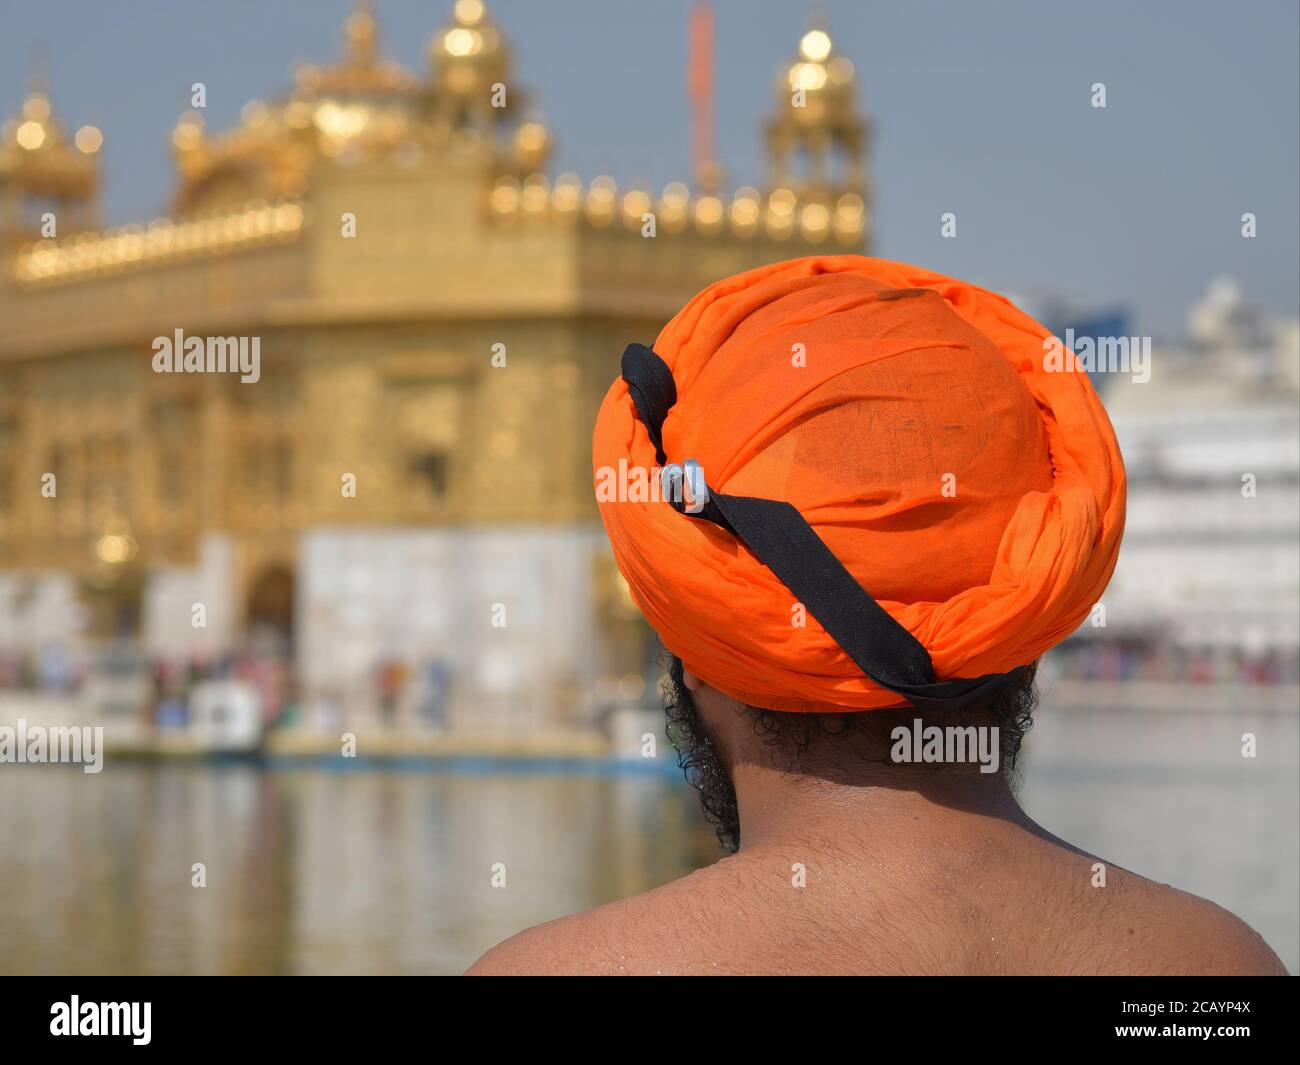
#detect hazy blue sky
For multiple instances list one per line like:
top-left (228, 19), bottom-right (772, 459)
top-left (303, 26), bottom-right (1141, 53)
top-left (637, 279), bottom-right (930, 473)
top-left (3, 0), bottom-right (1296, 336)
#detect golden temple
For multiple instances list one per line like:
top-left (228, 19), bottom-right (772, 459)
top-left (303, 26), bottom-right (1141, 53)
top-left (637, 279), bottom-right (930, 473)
top-left (0, 1), bottom-right (870, 733)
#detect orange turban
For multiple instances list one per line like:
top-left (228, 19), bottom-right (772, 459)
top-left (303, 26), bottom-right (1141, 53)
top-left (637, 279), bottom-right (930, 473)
top-left (592, 255), bottom-right (1126, 712)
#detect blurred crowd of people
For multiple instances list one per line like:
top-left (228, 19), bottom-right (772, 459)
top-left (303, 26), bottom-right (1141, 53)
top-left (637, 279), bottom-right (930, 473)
top-left (0, 643), bottom-right (295, 726)
top-left (1049, 638), bottom-right (1299, 686)
top-left (0, 643), bottom-right (456, 733)
top-left (0, 638), bottom-right (1293, 737)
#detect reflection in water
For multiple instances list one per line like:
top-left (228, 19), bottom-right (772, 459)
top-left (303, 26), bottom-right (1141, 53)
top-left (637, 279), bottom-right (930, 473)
top-left (1, 705), bottom-right (1295, 974)
top-left (0, 766), bottom-right (716, 975)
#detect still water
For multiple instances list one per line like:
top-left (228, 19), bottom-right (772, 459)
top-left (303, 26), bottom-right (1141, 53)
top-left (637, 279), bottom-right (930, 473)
top-left (1, 704), bottom-right (1295, 975)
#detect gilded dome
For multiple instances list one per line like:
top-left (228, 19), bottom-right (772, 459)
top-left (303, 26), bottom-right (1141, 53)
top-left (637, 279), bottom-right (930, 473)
top-left (778, 28), bottom-right (857, 120)
top-left (5, 92), bottom-right (64, 152)
top-left (429, 0), bottom-right (510, 95)
top-left (1, 90), bottom-right (101, 179)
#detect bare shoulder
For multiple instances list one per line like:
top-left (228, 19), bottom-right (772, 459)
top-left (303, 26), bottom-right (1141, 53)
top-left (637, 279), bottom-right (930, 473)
top-left (464, 900), bottom-right (655, 976)
top-left (464, 845), bottom-right (1290, 976)
top-left (1147, 885), bottom-right (1287, 975)
top-left (1084, 868), bottom-right (1288, 976)
top-left (465, 860), bottom-right (751, 976)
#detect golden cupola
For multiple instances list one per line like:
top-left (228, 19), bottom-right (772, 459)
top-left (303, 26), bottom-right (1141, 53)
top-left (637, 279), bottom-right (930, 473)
top-left (429, 0), bottom-right (511, 100)
top-left (296, 1), bottom-right (421, 99)
top-left (168, 1), bottom-right (549, 215)
top-left (171, 1), bottom-right (423, 215)
top-left (427, 0), bottom-right (545, 158)
top-left (0, 86), bottom-right (102, 243)
top-left (765, 26), bottom-right (868, 206)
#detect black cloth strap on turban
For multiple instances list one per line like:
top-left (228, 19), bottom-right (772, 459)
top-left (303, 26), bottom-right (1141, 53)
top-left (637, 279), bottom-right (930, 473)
top-left (621, 342), bottom-right (1025, 713)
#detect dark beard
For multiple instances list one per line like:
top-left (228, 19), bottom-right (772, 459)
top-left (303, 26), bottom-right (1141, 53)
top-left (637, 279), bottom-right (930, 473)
top-left (662, 654), bottom-right (741, 853)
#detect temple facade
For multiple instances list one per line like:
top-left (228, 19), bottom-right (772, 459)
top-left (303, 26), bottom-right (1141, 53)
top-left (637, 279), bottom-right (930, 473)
top-left (0, 1), bottom-right (870, 733)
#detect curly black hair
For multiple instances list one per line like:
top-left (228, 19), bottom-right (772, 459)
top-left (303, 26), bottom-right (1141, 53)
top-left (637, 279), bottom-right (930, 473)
top-left (661, 652), bottom-right (1039, 853)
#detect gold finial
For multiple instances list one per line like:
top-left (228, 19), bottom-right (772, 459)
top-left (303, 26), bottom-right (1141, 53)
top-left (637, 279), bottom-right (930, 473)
top-left (11, 54), bottom-right (54, 150)
top-left (345, 1), bottom-right (378, 64)
top-left (26, 49), bottom-right (52, 100)
top-left (13, 91), bottom-right (55, 152)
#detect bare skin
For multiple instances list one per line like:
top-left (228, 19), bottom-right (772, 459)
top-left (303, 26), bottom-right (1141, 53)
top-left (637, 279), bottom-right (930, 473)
top-left (468, 671), bottom-right (1287, 976)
